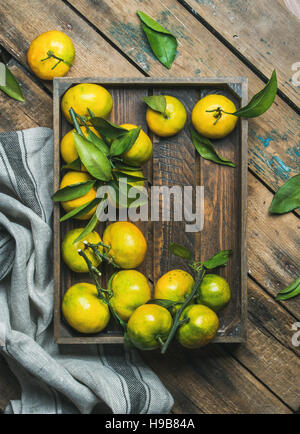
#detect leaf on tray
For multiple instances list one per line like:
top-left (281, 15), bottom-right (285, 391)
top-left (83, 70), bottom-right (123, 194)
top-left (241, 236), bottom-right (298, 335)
top-left (190, 125), bottom-right (236, 167)
top-left (52, 180), bottom-right (96, 202)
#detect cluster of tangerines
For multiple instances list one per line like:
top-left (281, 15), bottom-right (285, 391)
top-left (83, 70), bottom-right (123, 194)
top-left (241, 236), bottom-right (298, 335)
top-left (55, 80), bottom-right (233, 351)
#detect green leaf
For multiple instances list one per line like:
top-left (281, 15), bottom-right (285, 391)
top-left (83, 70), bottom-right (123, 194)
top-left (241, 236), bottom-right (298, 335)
top-left (269, 174), bottom-right (300, 214)
top-left (90, 117), bottom-right (128, 139)
top-left (0, 62), bottom-right (25, 102)
top-left (113, 171), bottom-right (146, 182)
top-left (233, 69), bottom-right (277, 118)
top-left (203, 250), bottom-right (232, 269)
top-left (168, 243), bottom-right (193, 260)
top-left (190, 126), bottom-right (236, 167)
top-left (87, 130), bottom-right (110, 155)
top-left (110, 179), bottom-right (148, 208)
top-left (109, 127), bottom-right (141, 157)
top-left (60, 198), bottom-right (101, 222)
top-left (142, 95), bottom-right (166, 115)
top-left (69, 107), bottom-right (85, 137)
top-left (61, 158), bottom-right (82, 171)
top-left (137, 10), bottom-right (177, 69)
top-left (73, 132), bottom-right (112, 181)
top-left (73, 212), bottom-right (99, 244)
top-left (114, 163), bottom-right (143, 172)
top-left (276, 278), bottom-right (300, 301)
top-left (52, 180), bottom-right (95, 202)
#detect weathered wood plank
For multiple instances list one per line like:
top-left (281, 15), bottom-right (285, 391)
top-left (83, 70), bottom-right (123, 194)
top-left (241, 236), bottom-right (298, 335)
top-left (0, 61), bottom-right (52, 130)
top-left (0, 0), bottom-right (138, 87)
top-left (230, 278), bottom-right (300, 411)
top-left (248, 175), bottom-right (300, 320)
top-left (182, 0), bottom-right (300, 107)
top-left (143, 330), bottom-right (292, 414)
top-left (66, 0), bottom-right (300, 194)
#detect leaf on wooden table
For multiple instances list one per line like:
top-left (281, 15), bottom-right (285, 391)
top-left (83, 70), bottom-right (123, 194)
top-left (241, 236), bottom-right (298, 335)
top-left (269, 174), bottom-right (300, 214)
top-left (276, 277), bottom-right (300, 300)
top-left (190, 125), bottom-right (236, 167)
top-left (233, 69), bottom-right (277, 118)
top-left (137, 10), bottom-right (177, 69)
top-left (168, 243), bottom-right (193, 260)
top-left (0, 62), bottom-right (25, 102)
top-left (142, 95), bottom-right (167, 115)
top-left (52, 180), bottom-right (96, 202)
top-left (203, 250), bottom-right (232, 269)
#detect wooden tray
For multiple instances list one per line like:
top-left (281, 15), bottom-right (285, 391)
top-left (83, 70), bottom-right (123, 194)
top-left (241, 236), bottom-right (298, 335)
top-left (53, 77), bottom-right (248, 344)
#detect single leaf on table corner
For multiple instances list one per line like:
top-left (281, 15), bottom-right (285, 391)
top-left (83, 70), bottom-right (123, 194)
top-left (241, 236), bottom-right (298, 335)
top-left (168, 243), bottom-right (193, 260)
top-left (0, 62), bottom-right (25, 102)
top-left (52, 180), bottom-right (96, 202)
top-left (73, 132), bottom-right (112, 181)
top-left (276, 277), bottom-right (300, 301)
top-left (142, 95), bottom-right (166, 114)
top-left (233, 69), bottom-right (277, 118)
top-left (203, 250), bottom-right (232, 269)
top-left (190, 125), bottom-right (236, 167)
top-left (269, 174), bottom-right (300, 214)
top-left (137, 10), bottom-right (177, 69)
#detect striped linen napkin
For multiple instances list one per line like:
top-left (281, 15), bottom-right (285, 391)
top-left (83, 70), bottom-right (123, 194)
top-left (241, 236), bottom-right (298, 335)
top-left (0, 127), bottom-right (173, 414)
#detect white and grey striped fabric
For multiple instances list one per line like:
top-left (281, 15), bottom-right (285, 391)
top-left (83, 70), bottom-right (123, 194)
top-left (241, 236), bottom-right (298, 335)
top-left (0, 127), bottom-right (173, 414)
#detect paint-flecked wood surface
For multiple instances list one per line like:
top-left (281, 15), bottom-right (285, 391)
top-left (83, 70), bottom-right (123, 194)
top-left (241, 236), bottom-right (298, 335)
top-left (0, 0), bottom-right (299, 415)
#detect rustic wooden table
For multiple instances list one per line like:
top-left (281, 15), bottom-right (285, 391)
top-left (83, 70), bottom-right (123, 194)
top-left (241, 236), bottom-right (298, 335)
top-left (0, 0), bottom-right (299, 414)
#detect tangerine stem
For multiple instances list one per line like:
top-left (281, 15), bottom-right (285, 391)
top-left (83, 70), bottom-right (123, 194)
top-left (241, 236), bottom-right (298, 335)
top-left (160, 267), bottom-right (206, 354)
top-left (77, 248), bottom-right (126, 330)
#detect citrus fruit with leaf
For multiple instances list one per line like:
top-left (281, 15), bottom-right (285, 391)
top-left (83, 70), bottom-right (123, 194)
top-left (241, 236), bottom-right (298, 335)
top-left (27, 30), bottom-right (75, 80)
top-left (102, 222), bottom-right (147, 269)
top-left (154, 270), bottom-right (194, 305)
top-left (145, 95), bottom-right (187, 137)
top-left (60, 126), bottom-right (101, 167)
top-left (197, 274), bottom-right (231, 312)
top-left (192, 94), bottom-right (238, 139)
top-left (62, 282), bottom-right (110, 333)
top-left (119, 123), bottom-right (153, 167)
top-left (127, 304), bottom-right (173, 350)
top-left (61, 228), bottom-right (102, 273)
top-left (177, 304), bottom-right (219, 348)
top-left (59, 171), bottom-right (97, 220)
top-left (61, 83), bottom-right (113, 124)
top-left (109, 270), bottom-right (151, 321)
